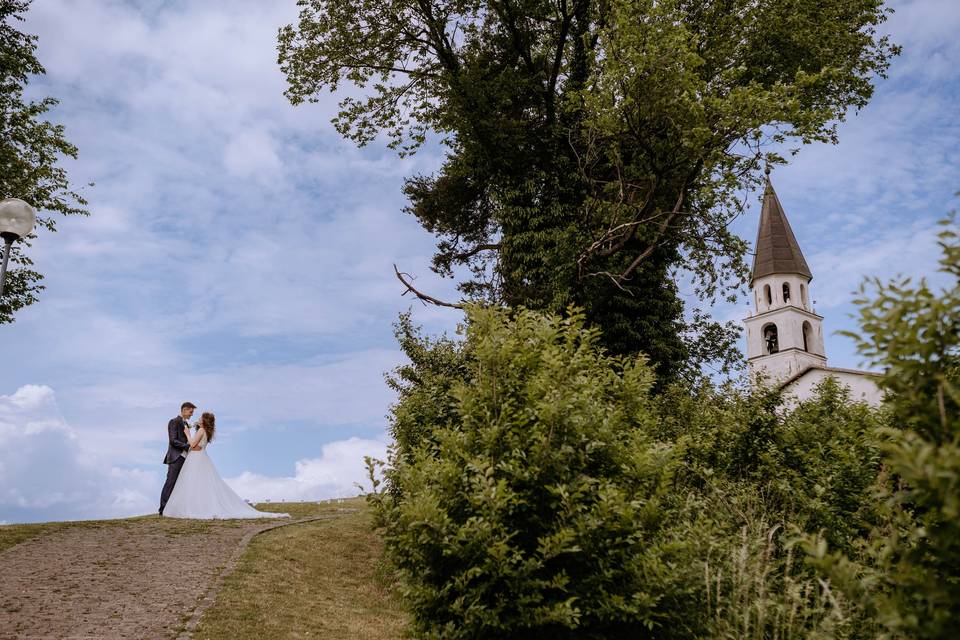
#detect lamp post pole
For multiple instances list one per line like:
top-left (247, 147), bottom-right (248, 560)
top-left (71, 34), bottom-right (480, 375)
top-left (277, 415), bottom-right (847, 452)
top-left (0, 234), bottom-right (14, 297)
top-left (0, 198), bottom-right (38, 299)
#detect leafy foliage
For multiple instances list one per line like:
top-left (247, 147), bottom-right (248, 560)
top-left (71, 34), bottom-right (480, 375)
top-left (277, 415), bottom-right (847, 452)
top-left (386, 312), bottom-right (473, 466)
top-left (806, 216), bottom-right (960, 640)
top-left (651, 377), bottom-right (886, 639)
top-left (372, 305), bottom-right (891, 639)
top-left (0, 0), bottom-right (88, 323)
top-left (371, 307), bottom-right (690, 638)
top-left (279, 0), bottom-right (898, 380)
top-left (662, 376), bottom-right (884, 556)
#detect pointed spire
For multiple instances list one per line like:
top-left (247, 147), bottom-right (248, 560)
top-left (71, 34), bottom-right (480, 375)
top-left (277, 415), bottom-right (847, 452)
top-left (751, 170), bottom-right (812, 284)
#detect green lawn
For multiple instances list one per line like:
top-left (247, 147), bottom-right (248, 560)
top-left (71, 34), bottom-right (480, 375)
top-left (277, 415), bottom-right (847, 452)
top-left (193, 497), bottom-right (407, 640)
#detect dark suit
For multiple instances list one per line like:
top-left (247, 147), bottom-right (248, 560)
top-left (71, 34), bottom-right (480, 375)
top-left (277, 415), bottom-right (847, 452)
top-left (159, 416), bottom-right (191, 514)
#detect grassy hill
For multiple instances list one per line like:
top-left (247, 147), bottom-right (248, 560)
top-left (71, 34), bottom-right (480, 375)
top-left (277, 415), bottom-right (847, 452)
top-left (0, 498), bottom-right (406, 639)
top-left (194, 498), bottom-right (407, 639)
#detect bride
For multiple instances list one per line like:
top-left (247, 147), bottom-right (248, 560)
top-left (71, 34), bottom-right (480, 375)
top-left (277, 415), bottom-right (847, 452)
top-left (162, 412), bottom-right (288, 519)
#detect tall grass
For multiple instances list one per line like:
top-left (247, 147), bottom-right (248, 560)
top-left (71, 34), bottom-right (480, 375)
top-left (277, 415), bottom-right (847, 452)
top-left (705, 519), bottom-right (850, 640)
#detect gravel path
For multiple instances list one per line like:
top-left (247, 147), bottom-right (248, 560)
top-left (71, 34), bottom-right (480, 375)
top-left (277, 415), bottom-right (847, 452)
top-left (0, 516), bottom-right (285, 639)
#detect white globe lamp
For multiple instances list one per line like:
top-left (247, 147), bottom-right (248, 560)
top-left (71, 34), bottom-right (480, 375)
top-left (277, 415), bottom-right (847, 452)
top-left (0, 198), bottom-right (37, 297)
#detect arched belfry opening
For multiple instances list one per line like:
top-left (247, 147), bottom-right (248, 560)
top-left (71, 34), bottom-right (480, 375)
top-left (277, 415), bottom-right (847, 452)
top-left (782, 282), bottom-right (791, 303)
top-left (764, 284), bottom-right (772, 306)
top-left (762, 323), bottom-right (779, 355)
top-left (800, 283), bottom-right (808, 308)
top-left (802, 321), bottom-right (814, 353)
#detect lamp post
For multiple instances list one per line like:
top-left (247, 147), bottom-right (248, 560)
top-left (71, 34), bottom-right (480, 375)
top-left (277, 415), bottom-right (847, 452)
top-left (0, 198), bottom-right (37, 297)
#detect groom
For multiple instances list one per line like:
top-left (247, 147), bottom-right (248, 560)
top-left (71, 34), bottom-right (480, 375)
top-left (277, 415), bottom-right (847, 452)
top-left (159, 401), bottom-right (196, 516)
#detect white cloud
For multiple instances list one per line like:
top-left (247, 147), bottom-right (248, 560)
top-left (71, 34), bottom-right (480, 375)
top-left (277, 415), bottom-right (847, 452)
top-left (226, 436), bottom-right (389, 502)
top-left (0, 384), bottom-right (58, 412)
top-left (0, 385), bottom-right (158, 523)
top-left (223, 129), bottom-right (284, 180)
top-left (806, 218), bottom-right (948, 310)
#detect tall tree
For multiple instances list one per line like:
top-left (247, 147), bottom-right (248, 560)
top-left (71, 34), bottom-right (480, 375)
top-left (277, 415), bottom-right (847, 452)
top-left (278, 0), bottom-right (897, 379)
top-left (0, 0), bottom-right (88, 323)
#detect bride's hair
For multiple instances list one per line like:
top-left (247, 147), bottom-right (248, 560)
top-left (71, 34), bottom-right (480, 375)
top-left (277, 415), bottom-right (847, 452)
top-left (200, 412), bottom-right (216, 443)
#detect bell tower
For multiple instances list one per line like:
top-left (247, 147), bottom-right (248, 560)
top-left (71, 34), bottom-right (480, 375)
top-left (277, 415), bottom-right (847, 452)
top-left (744, 170), bottom-right (827, 383)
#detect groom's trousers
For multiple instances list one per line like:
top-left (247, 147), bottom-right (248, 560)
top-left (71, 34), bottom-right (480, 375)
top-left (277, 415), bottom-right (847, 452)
top-left (159, 455), bottom-right (186, 514)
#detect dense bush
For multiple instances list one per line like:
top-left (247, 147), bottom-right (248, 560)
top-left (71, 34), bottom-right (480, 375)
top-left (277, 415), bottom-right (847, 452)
top-left (371, 306), bottom-right (891, 639)
top-left (806, 217), bottom-right (960, 640)
top-left (371, 307), bottom-right (692, 639)
top-left (652, 377), bottom-right (885, 639)
top-left (659, 377), bottom-right (884, 555)
top-left (371, 219), bottom-right (958, 640)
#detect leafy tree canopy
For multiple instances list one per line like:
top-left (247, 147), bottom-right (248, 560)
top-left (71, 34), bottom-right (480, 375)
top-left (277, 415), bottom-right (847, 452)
top-left (0, 0), bottom-right (88, 323)
top-left (279, 0), bottom-right (898, 379)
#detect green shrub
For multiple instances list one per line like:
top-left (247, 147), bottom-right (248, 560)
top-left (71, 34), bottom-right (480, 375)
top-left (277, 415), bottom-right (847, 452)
top-left (370, 306), bottom-right (691, 639)
top-left (386, 311), bottom-right (472, 466)
top-left (805, 216), bottom-right (960, 640)
top-left (661, 379), bottom-right (885, 639)
top-left (372, 303), bottom-right (899, 639)
top-left (662, 377), bottom-right (884, 555)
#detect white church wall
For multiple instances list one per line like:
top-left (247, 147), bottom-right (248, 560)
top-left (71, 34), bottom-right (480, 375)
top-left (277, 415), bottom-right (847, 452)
top-left (783, 369), bottom-right (884, 407)
top-left (750, 349), bottom-right (827, 383)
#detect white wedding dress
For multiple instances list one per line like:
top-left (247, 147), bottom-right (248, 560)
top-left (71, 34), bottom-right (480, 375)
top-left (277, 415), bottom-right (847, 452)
top-left (163, 429), bottom-right (288, 519)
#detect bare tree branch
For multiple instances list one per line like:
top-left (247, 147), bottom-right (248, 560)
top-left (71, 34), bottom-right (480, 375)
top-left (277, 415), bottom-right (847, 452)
top-left (394, 264), bottom-right (464, 309)
top-left (576, 191), bottom-right (661, 270)
top-left (580, 187), bottom-right (687, 289)
top-left (617, 188), bottom-right (686, 281)
top-left (581, 270), bottom-right (635, 294)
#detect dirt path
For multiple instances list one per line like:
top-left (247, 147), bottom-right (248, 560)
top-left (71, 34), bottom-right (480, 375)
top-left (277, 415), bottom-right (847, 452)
top-left (0, 516), bottom-right (302, 639)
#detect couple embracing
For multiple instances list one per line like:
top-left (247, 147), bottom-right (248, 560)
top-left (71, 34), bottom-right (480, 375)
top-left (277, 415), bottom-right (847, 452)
top-left (158, 402), bottom-right (287, 520)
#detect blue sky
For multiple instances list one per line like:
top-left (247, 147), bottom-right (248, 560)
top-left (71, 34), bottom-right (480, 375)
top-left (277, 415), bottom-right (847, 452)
top-left (0, 0), bottom-right (957, 524)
